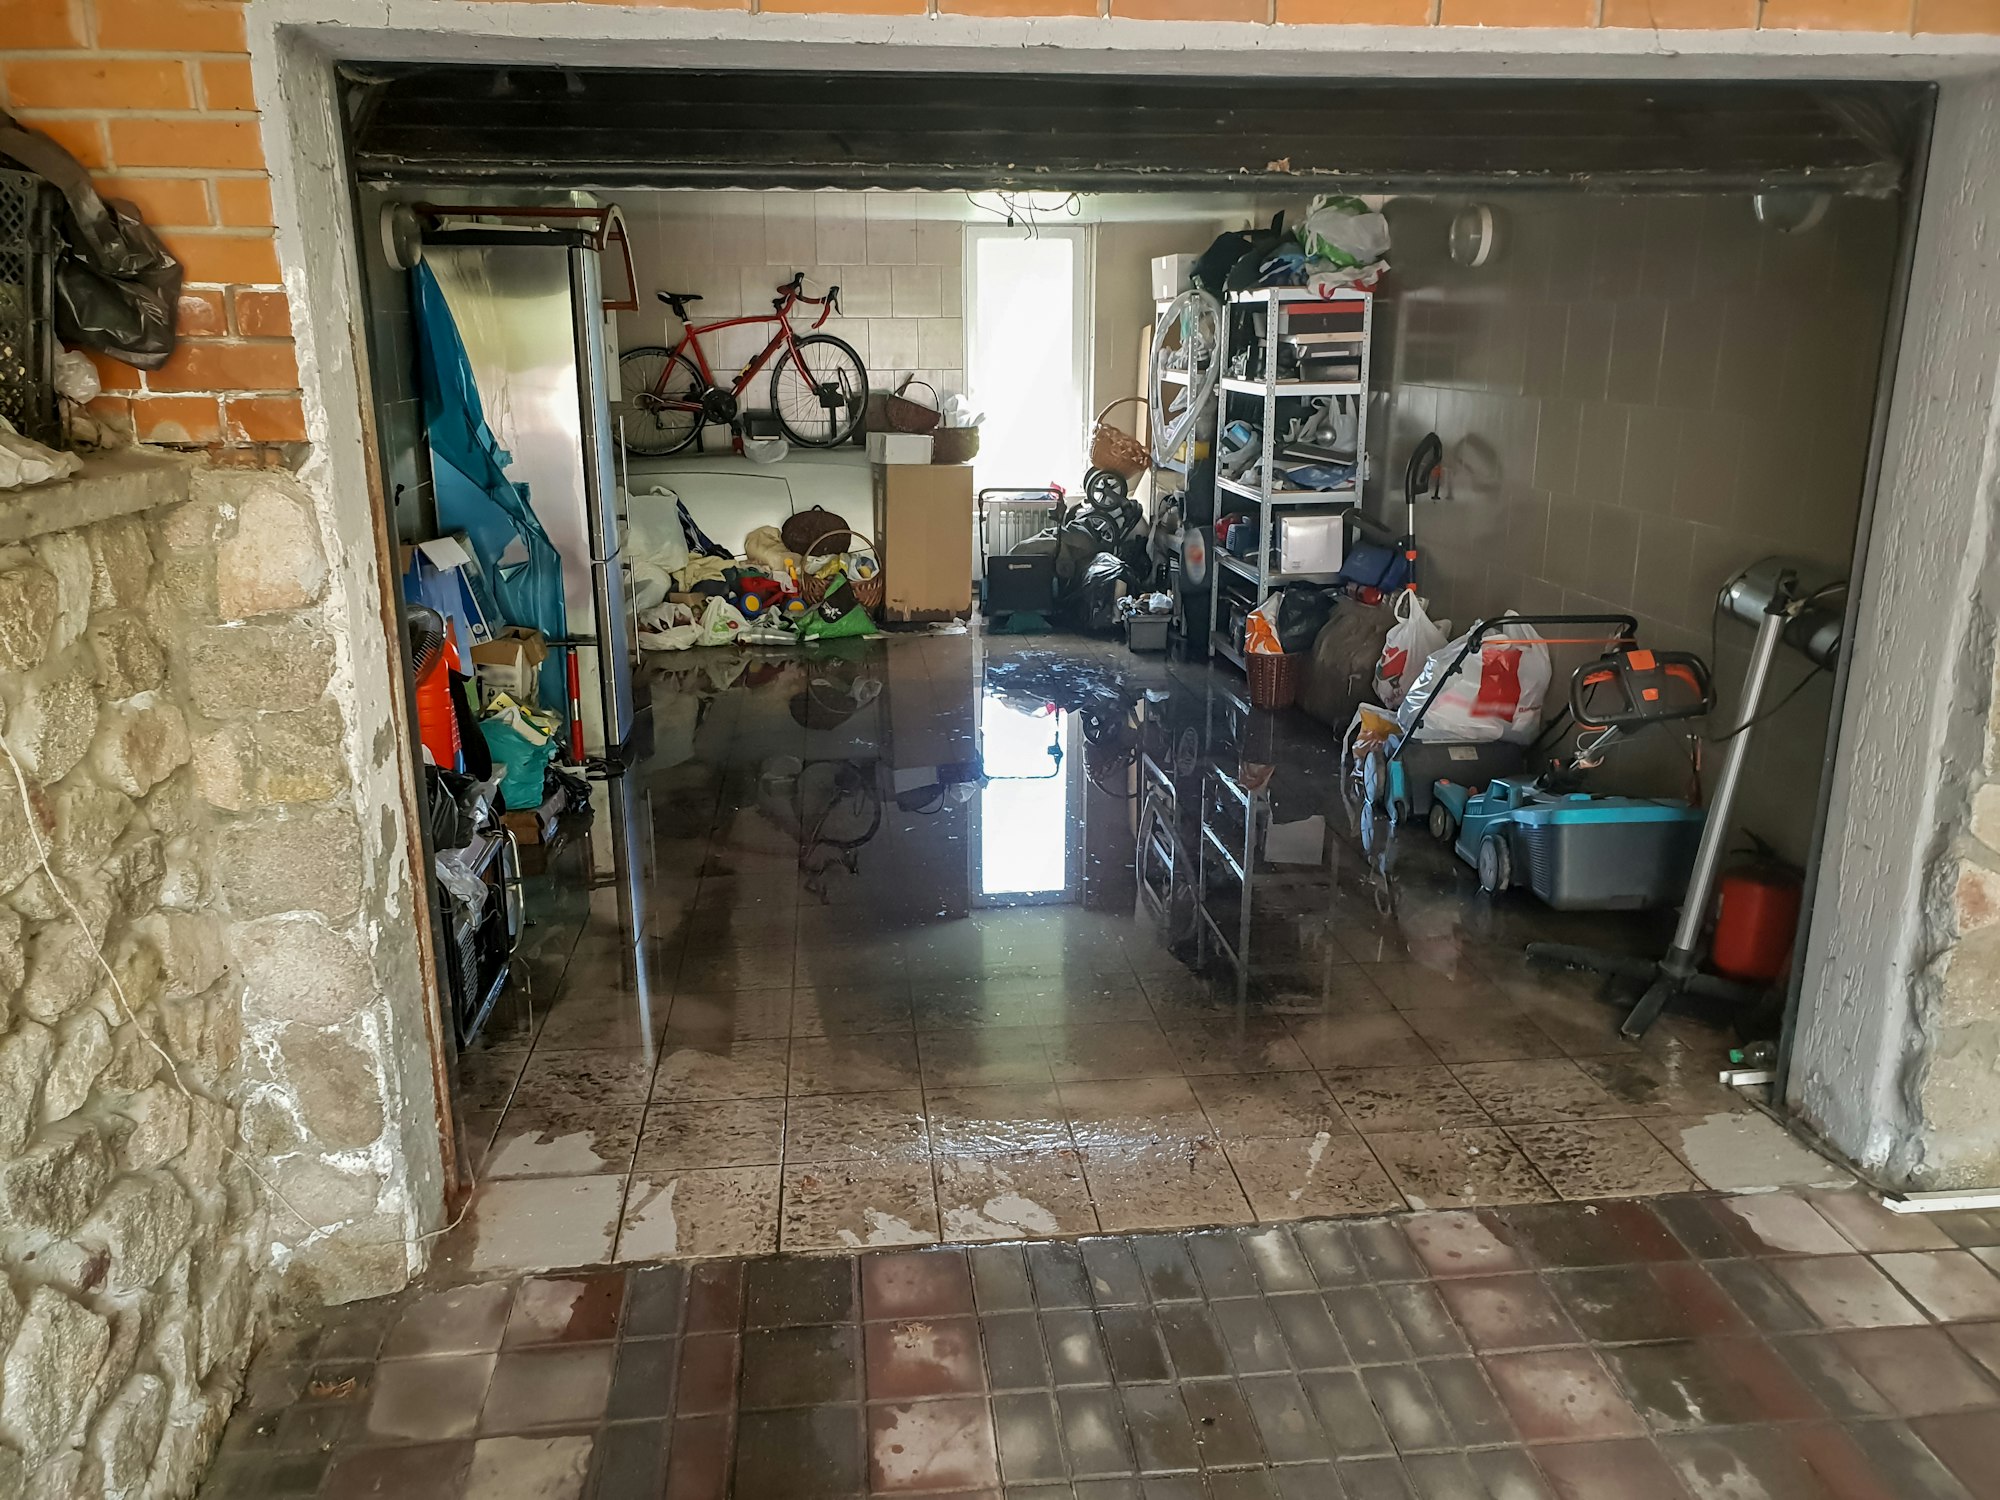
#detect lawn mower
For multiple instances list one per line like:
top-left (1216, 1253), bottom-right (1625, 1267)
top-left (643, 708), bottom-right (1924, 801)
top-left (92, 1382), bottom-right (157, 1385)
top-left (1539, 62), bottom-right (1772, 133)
top-left (1348, 612), bottom-right (1640, 823)
top-left (1429, 643), bottom-right (1715, 911)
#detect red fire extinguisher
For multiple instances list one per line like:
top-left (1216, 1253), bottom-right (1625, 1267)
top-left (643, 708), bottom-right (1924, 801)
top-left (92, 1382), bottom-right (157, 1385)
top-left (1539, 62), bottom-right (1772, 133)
top-left (1711, 842), bottom-right (1803, 984)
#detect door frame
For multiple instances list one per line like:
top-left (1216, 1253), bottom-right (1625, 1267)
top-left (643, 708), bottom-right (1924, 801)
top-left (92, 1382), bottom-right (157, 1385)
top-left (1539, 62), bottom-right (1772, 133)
top-left (253, 6), bottom-right (2000, 1226)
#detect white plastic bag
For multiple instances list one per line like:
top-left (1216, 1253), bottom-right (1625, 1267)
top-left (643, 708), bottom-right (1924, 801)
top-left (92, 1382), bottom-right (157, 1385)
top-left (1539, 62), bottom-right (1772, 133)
top-left (632, 485), bottom-right (691, 576)
top-left (54, 349), bottom-right (100, 404)
top-left (0, 416), bottom-right (82, 490)
top-left (637, 601), bottom-right (702, 653)
top-left (1397, 612), bottom-right (1551, 744)
top-left (1299, 194), bottom-right (1391, 271)
top-left (699, 595), bottom-right (748, 648)
top-left (1374, 591), bottom-right (1447, 709)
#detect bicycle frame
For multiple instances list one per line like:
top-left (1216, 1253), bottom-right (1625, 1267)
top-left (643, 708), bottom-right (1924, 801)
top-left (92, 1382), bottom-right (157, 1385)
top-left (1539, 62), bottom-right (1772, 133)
top-left (652, 280), bottom-right (837, 410)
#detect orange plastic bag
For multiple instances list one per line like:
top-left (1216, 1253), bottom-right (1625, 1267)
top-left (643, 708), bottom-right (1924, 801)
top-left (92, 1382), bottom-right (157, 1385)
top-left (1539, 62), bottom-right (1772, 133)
top-left (1244, 595), bottom-right (1284, 654)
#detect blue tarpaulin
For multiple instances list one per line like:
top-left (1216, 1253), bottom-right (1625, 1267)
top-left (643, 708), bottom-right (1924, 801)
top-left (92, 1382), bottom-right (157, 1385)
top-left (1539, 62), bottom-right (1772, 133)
top-left (410, 261), bottom-right (568, 709)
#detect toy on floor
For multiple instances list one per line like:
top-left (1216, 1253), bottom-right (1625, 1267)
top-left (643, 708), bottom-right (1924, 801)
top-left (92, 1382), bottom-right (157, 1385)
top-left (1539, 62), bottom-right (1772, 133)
top-left (1429, 643), bottom-right (1715, 911)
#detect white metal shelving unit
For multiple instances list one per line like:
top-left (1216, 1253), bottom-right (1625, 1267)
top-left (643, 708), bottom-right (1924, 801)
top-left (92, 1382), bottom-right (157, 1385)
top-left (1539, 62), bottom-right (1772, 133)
top-left (1206, 286), bottom-right (1372, 670)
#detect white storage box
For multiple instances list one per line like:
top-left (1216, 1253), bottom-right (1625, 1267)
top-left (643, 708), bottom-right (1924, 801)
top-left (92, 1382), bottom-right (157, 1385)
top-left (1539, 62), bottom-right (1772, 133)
top-left (1279, 514), bottom-right (1345, 576)
top-left (867, 431), bottom-right (934, 465)
top-left (1151, 254), bottom-right (1197, 301)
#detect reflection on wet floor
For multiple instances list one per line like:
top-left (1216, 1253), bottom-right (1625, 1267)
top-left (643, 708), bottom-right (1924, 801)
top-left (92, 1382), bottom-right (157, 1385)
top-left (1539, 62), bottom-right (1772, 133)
top-left (438, 635), bottom-right (1848, 1276)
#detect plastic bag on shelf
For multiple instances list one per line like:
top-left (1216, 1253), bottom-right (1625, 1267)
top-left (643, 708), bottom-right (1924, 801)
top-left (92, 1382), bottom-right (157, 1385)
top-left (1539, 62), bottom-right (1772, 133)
top-left (1299, 194), bottom-right (1391, 272)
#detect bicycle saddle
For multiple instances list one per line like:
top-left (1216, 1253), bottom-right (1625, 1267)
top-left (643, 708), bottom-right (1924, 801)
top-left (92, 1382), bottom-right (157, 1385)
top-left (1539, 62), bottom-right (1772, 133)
top-left (656, 291), bottom-right (703, 317)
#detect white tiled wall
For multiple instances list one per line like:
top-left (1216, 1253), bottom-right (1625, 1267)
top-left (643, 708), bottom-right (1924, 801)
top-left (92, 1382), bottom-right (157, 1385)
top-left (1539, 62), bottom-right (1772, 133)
top-left (614, 190), bottom-right (966, 442)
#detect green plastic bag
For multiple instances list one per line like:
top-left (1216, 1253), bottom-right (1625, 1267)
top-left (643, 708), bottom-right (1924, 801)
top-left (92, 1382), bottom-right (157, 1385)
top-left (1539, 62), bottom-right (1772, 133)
top-left (800, 600), bottom-right (876, 641)
top-left (479, 711), bottom-right (557, 811)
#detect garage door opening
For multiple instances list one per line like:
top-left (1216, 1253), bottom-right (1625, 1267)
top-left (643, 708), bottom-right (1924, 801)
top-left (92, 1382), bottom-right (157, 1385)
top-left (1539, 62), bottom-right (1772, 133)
top-left (339, 63), bottom-right (1926, 1262)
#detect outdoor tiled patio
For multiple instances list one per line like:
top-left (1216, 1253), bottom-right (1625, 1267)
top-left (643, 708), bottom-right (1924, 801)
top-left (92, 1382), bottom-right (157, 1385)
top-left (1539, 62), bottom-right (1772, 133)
top-left (200, 1190), bottom-right (2000, 1499)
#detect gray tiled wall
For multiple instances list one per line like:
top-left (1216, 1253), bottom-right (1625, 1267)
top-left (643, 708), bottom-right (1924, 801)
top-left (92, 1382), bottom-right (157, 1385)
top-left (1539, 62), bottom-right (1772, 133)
top-left (1367, 191), bottom-right (1901, 864)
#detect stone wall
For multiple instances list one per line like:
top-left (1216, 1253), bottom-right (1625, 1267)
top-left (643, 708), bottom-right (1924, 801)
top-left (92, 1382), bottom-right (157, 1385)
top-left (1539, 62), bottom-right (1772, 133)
top-left (1912, 675), bottom-right (2000, 1189)
top-left (0, 452), bottom-right (436, 1498)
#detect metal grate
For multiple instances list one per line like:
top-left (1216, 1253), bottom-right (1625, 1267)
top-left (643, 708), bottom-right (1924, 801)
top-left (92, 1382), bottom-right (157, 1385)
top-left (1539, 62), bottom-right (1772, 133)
top-left (0, 168), bottom-right (59, 447)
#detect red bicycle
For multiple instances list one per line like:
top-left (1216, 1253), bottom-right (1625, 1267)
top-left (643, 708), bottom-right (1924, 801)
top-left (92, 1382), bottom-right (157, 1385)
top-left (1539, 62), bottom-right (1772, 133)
top-left (616, 273), bottom-right (868, 456)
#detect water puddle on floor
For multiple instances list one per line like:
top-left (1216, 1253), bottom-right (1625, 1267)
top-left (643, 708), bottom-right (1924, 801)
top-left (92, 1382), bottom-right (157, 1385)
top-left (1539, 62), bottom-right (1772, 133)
top-left (435, 634), bottom-right (1813, 1273)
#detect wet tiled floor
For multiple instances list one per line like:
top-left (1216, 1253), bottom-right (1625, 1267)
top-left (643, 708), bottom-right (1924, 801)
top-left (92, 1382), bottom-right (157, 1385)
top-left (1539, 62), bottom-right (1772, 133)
top-left (200, 635), bottom-right (1994, 1498)
top-left (433, 637), bottom-right (1851, 1274)
top-left (201, 1192), bottom-right (2000, 1498)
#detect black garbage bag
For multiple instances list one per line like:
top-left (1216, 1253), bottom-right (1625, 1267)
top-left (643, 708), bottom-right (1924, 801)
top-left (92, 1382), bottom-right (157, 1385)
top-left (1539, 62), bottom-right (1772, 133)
top-left (0, 110), bottom-right (182, 370)
top-left (1009, 528), bottom-right (1060, 557)
top-left (1275, 585), bottom-right (1336, 655)
top-left (1053, 503), bottom-right (1128, 595)
top-left (1066, 552), bottom-right (1131, 633)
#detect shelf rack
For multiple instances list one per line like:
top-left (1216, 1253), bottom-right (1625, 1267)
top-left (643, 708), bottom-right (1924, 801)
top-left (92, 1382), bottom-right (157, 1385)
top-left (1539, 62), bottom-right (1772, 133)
top-left (1207, 286), bottom-right (1372, 669)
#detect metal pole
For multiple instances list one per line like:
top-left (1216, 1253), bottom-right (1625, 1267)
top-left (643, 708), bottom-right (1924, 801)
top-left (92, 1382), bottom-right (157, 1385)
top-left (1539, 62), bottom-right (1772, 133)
top-left (1664, 600), bottom-right (1790, 972)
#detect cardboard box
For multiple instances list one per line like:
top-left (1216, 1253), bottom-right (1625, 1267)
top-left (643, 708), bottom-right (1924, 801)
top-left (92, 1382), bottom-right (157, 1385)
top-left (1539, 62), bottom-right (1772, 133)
top-left (470, 627), bottom-right (549, 703)
top-left (871, 463), bottom-right (973, 623)
top-left (866, 431), bottom-right (934, 465)
top-left (1152, 254), bottom-right (1196, 300)
top-left (502, 806), bottom-right (556, 846)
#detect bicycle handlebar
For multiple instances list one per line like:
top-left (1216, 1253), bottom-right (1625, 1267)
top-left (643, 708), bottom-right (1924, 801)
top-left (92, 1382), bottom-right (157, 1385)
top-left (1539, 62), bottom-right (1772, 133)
top-left (774, 273), bottom-right (842, 327)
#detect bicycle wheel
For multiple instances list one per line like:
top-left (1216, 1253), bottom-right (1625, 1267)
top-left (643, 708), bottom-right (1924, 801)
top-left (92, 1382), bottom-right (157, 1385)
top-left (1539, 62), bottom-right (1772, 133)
top-left (770, 334), bottom-right (867, 448)
top-left (616, 346), bottom-right (704, 457)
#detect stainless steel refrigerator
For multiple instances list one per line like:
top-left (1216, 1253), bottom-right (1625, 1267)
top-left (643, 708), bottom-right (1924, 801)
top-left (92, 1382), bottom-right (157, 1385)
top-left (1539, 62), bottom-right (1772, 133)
top-left (424, 229), bottom-right (635, 759)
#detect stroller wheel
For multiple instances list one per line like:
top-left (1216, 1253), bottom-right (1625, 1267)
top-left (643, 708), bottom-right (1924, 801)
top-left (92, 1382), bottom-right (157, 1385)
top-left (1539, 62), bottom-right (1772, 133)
top-left (1084, 468), bottom-right (1129, 508)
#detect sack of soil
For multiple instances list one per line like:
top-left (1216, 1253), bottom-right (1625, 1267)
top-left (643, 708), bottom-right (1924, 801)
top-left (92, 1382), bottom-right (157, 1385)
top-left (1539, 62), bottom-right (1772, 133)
top-left (1299, 596), bottom-right (1395, 732)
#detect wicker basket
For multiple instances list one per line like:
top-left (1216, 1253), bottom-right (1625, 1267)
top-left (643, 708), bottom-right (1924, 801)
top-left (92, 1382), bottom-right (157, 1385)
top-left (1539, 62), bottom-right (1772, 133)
top-left (930, 425), bottom-right (980, 465)
top-left (1089, 396), bottom-right (1150, 480)
top-left (1246, 650), bottom-right (1303, 711)
top-left (865, 377), bottom-right (941, 434)
top-left (799, 528), bottom-right (886, 613)
top-left (781, 506), bottom-right (851, 556)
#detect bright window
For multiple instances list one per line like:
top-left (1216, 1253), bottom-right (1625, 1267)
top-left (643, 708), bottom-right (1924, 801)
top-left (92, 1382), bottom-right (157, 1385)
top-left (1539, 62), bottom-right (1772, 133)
top-left (964, 225), bottom-right (1092, 495)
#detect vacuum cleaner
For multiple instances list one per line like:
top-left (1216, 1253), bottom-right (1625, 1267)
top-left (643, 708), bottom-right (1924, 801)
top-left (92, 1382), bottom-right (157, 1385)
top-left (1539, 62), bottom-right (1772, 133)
top-left (1527, 558), bottom-right (1848, 1039)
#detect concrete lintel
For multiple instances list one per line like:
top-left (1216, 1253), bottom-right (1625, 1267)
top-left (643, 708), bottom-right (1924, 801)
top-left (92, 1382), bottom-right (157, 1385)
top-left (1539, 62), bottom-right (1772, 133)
top-left (261, 0), bottom-right (2000, 82)
top-left (0, 448), bottom-right (198, 547)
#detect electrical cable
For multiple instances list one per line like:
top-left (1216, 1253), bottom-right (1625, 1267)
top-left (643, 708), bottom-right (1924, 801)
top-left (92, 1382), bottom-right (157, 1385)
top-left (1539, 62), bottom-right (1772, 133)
top-left (0, 737), bottom-right (484, 1253)
top-left (1707, 663), bottom-right (1829, 745)
top-left (0, 737), bottom-right (317, 1237)
top-left (962, 189), bottom-right (1082, 237)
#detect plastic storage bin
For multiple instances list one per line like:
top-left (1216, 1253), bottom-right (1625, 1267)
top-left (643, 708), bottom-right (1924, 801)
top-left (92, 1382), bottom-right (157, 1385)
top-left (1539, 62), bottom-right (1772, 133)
top-left (1126, 615), bottom-right (1170, 653)
top-left (1512, 800), bottom-right (1705, 911)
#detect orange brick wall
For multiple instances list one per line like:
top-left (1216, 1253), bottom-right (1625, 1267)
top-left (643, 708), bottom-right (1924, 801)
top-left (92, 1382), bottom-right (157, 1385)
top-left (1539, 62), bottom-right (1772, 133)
top-left (0, 0), bottom-right (303, 450)
top-left (3, 0), bottom-right (1996, 452)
